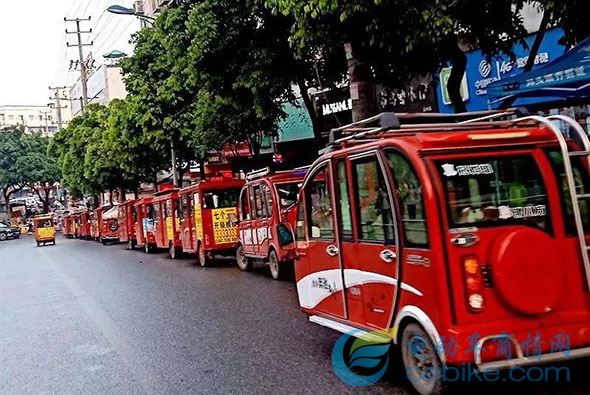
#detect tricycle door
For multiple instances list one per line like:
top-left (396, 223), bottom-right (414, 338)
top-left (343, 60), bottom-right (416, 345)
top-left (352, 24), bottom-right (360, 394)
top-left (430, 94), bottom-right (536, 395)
top-left (239, 187), bottom-right (255, 255)
top-left (179, 194), bottom-right (193, 251)
top-left (341, 153), bottom-right (399, 330)
top-left (296, 162), bottom-right (346, 319)
top-left (255, 182), bottom-right (274, 257)
top-left (119, 207), bottom-right (126, 241)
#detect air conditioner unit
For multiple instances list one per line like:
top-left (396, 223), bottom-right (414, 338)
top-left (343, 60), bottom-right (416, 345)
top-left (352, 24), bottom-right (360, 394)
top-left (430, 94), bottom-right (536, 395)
top-left (133, 0), bottom-right (145, 15)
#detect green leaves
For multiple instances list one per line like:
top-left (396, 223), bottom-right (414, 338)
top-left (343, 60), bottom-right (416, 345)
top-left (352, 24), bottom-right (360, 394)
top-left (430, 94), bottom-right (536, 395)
top-left (0, 127), bottom-right (59, 199)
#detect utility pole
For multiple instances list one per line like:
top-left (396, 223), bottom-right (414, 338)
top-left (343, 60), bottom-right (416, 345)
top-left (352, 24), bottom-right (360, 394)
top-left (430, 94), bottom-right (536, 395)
top-left (65, 17), bottom-right (93, 114)
top-left (49, 86), bottom-right (68, 131)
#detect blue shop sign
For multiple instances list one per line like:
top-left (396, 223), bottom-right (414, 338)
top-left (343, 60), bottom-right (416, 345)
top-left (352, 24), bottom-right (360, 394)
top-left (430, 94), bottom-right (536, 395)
top-left (436, 28), bottom-right (566, 113)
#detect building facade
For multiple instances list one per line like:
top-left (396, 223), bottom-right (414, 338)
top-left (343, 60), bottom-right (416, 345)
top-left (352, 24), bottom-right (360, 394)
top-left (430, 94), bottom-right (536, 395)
top-left (70, 64), bottom-right (128, 117)
top-left (135, 0), bottom-right (173, 18)
top-left (0, 105), bottom-right (67, 137)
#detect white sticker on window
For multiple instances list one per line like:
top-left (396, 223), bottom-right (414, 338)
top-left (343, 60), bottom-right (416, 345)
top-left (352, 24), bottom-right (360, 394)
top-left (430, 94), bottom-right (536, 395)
top-left (442, 163), bottom-right (494, 177)
top-left (498, 205), bottom-right (546, 220)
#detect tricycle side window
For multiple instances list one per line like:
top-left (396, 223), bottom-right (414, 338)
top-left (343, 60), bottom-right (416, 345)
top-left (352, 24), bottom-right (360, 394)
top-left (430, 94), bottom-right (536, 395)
top-left (385, 150), bottom-right (428, 248)
top-left (296, 192), bottom-right (305, 240)
top-left (165, 200), bottom-right (172, 218)
top-left (263, 182), bottom-right (273, 218)
top-left (351, 155), bottom-right (395, 244)
top-left (305, 164), bottom-right (334, 240)
top-left (239, 188), bottom-right (250, 221)
top-left (253, 185), bottom-right (267, 218)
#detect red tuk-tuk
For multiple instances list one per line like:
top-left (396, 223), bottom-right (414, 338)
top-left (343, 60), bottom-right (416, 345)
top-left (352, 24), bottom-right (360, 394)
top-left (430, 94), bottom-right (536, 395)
top-left (178, 175), bottom-right (244, 266)
top-left (79, 211), bottom-right (91, 240)
top-left (151, 189), bottom-right (182, 258)
top-left (118, 199), bottom-right (137, 249)
top-left (100, 205), bottom-right (119, 245)
top-left (63, 214), bottom-right (75, 238)
top-left (72, 213), bottom-right (80, 238)
top-left (236, 168), bottom-right (306, 279)
top-left (294, 111), bottom-right (590, 394)
top-left (89, 207), bottom-right (104, 241)
top-left (134, 196), bottom-right (156, 253)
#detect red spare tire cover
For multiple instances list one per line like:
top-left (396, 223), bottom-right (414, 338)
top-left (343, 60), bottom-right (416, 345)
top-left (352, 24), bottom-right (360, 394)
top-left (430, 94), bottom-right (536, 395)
top-left (490, 228), bottom-right (564, 316)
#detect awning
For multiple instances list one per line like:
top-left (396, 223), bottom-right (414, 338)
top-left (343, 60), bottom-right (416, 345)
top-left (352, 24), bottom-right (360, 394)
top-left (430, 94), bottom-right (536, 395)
top-left (276, 98), bottom-right (314, 143)
top-left (488, 36), bottom-right (590, 106)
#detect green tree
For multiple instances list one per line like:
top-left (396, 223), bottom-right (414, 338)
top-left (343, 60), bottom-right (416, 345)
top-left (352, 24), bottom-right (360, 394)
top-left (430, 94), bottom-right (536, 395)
top-left (50, 101), bottom-right (163, 201)
top-left (50, 104), bottom-right (107, 198)
top-left (23, 133), bottom-right (61, 213)
top-left (122, 5), bottom-right (204, 185)
top-left (267, 0), bottom-right (539, 114)
top-left (122, 0), bottom-right (336, 162)
top-left (0, 127), bottom-right (30, 206)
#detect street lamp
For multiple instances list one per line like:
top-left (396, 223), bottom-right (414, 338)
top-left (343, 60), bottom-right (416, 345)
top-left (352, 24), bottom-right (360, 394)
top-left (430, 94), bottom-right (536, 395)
top-left (107, 5), bottom-right (155, 25)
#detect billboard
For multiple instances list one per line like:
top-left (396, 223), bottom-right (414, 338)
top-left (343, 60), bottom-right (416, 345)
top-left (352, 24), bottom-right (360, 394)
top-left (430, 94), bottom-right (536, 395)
top-left (436, 28), bottom-right (566, 113)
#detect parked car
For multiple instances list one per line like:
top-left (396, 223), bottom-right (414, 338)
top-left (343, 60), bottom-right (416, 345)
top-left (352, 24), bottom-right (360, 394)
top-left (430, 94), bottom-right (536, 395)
top-left (100, 205), bottom-right (120, 245)
top-left (118, 199), bottom-right (137, 250)
top-left (151, 189), bottom-right (181, 256)
top-left (236, 167), bottom-right (307, 279)
top-left (293, 111), bottom-right (590, 395)
top-left (177, 174), bottom-right (245, 266)
top-left (0, 222), bottom-right (21, 240)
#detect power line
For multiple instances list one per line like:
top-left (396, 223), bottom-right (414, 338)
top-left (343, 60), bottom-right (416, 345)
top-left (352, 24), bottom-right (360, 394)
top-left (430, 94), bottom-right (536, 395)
top-left (94, 18), bottom-right (136, 57)
top-left (69, 0), bottom-right (87, 19)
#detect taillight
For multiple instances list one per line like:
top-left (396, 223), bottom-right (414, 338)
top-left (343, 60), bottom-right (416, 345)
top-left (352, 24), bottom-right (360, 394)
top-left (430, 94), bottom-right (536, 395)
top-left (462, 256), bottom-right (485, 313)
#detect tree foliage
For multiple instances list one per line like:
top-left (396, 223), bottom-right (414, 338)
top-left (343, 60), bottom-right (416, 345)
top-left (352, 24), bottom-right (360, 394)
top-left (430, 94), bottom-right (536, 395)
top-left (0, 127), bottom-right (60, 212)
top-left (122, 0), bottom-right (318, 157)
top-left (50, 102), bottom-right (157, 198)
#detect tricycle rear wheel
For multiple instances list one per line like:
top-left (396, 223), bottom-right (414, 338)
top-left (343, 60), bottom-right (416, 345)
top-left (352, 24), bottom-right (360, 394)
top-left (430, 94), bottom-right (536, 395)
top-left (198, 243), bottom-right (210, 267)
top-left (236, 246), bottom-right (252, 271)
top-left (169, 242), bottom-right (181, 259)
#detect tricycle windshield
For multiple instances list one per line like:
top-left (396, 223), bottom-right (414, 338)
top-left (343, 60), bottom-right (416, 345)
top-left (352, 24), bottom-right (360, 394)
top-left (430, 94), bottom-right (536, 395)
top-left (437, 155), bottom-right (550, 231)
top-left (275, 182), bottom-right (301, 208)
top-left (202, 188), bottom-right (241, 209)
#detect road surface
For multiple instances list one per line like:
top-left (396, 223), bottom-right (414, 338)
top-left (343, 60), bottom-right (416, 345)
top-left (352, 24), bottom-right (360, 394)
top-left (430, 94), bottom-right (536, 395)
top-left (0, 236), bottom-right (587, 394)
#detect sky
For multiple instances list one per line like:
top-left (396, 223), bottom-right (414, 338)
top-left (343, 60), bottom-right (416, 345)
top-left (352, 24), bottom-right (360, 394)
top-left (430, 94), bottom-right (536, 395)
top-left (0, 0), bottom-right (139, 106)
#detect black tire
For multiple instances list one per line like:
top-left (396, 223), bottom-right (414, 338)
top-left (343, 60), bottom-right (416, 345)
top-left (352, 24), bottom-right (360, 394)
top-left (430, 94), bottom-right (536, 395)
top-left (268, 250), bottom-right (287, 280)
top-left (128, 239), bottom-right (135, 250)
top-left (0, 232), bottom-right (7, 241)
top-left (169, 242), bottom-right (181, 259)
top-left (198, 243), bottom-right (210, 267)
top-left (401, 323), bottom-right (444, 395)
top-left (144, 242), bottom-right (151, 254)
top-left (36, 241), bottom-right (40, 247)
top-left (236, 245), bottom-right (252, 271)
top-left (52, 240), bottom-right (56, 246)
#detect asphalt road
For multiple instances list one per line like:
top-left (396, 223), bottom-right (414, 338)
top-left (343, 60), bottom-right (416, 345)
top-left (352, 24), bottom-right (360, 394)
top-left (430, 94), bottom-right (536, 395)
top-left (0, 236), bottom-right (588, 394)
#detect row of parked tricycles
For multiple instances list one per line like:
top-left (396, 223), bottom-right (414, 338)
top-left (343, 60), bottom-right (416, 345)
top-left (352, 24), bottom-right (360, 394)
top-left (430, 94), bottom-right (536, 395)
top-left (62, 111), bottom-right (590, 395)
top-left (63, 168), bottom-right (304, 280)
